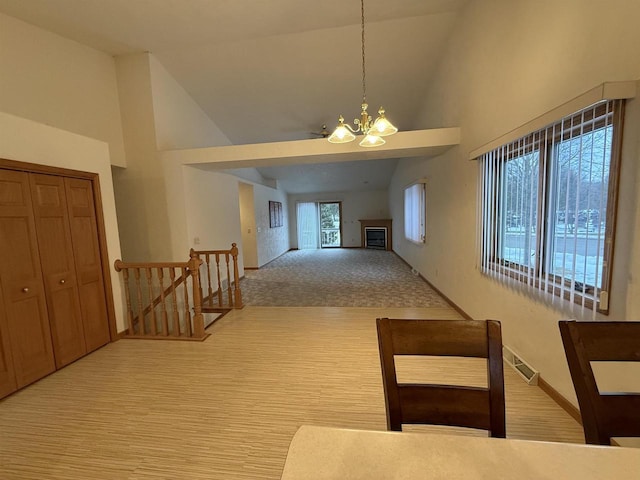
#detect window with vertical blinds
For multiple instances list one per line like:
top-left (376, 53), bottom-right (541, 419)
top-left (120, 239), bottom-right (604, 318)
top-left (476, 99), bottom-right (625, 315)
top-left (405, 182), bottom-right (426, 243)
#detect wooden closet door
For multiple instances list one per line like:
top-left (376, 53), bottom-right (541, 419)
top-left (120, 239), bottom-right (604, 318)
top-left (65, 178), bottom-right (110, 352)
top-left (0, 284), bottom-right (17, 398)
top-left (0, 170), bottom-right (55, 388)
top-left (30, 173), bottom-right (86, 368)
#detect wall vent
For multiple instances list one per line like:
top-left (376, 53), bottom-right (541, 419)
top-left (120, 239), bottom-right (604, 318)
top-left (503, 345), bottom-right (539, 385)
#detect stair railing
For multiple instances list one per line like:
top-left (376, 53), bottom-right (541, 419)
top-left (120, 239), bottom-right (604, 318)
top-left (190, 243), bottom-right (243, 311)
top-left (113, 255), bottom-right (207, 340)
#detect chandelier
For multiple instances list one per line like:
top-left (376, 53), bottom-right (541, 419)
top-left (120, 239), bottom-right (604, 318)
top-left (328, 0), bottom-right (398, 147)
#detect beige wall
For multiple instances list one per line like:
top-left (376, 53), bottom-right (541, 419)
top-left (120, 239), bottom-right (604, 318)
top-left (114, 52), bottom-right (232, 262)
top-left (0, 13), bottom-right (126, 167)
top-left (616, 92), bottom-right (640, 321)
top-left (113, 53), bottom-right (170, 261)
top-left (149, 55), bottom-right (231, 151)
top-left (180, 167), bottom-right (244, 276)
top-left (239, 183), bottom-right (259, 268)
top-left (160, 143), bottom-right (292, 267)
top-left (390, 0), bottom-right (640, 403)
top-left (0, 112), bottom-right (126, 332)
top-left (252, 182), bottom-right (290, 267)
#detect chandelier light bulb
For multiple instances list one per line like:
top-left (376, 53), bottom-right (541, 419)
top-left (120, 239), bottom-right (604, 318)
top-left (372, 108), bottom-right (398, 137)
top-left (359, 134), bottom-right (385, 147)
top-left (328, 116), bottom-right (357, 143)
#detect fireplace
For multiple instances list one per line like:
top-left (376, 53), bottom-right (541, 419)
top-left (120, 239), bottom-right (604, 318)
top-left (359, 219), bottom-right (393, 251)
top-left (365, 227), bottom-right (387, 250)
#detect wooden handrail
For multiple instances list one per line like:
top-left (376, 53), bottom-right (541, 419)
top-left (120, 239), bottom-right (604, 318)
top-left (114, 260), bottom-right (190, 270)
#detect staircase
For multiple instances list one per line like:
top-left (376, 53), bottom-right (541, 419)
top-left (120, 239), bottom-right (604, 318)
top-left (114, 243), bottom-right (243, 340)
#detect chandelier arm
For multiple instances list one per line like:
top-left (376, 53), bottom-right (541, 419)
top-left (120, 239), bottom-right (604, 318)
top-left (343, 122), bottom-right (361, 133)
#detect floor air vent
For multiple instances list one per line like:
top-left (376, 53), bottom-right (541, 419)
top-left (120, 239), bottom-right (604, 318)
top-left (503, 346), bottom-right (539, 385)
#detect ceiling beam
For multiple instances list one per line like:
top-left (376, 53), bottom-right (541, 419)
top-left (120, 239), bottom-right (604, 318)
top-left (159, 128), bottom-right (461, 170)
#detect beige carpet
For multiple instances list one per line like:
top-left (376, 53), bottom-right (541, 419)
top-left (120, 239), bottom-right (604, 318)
top-left (240, 248), bottom-right (451, 308)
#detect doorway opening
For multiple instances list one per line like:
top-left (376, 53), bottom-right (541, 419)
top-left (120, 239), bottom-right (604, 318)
top-left (319, 202), bottom-right (342, 248)
top-left (296, 201), bottom-right (342, 249)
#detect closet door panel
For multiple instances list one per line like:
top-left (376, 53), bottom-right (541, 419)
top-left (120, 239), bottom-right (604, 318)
top-left (65, 178), bottom-right (110, 351)
top-left (0, 288), bottom-right (17, 398)
top-left (5, 283), bottom-right (55, 387)
top-left (0, 170), bottom-right (55, 388)
top-left (30, 174), bottom-right (86, 368)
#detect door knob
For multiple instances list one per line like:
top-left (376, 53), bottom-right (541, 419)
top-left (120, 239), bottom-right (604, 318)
top-left (60, 279), bottom-right (66, 284)
top-left (22, 287), bottom-right (29, 293)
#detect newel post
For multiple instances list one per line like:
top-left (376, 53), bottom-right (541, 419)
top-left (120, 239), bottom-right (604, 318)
top-left (114, 260), bottom-right (135, 335)
top-left (188, 252), bottom-right (205, 338)
top-left (230, 243), bottom-right (243, 308)
top-left (190, 248), bottom-right (204, 304)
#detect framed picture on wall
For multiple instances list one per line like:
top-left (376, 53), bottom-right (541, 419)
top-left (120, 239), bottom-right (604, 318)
top-left (269, 201), bottom-right (283, 228)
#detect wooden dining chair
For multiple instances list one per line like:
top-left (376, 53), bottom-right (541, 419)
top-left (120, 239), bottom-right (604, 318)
top-left (558, 320), bottom-right (640, 445)
top-left (376, 318), bottom-right (506, 437)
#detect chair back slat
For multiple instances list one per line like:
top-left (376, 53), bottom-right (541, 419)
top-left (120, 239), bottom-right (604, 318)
top-left (398, 384), bottom-right (491, 430)
top-left (601, 395), bottom-right (640, 437)
top-left (568, 322), bottom-right (640, 361)
top-left (388, 319), bottom-right (489, 357)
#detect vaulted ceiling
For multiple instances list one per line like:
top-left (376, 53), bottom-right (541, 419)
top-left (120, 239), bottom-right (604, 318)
top-left (0, 0), bottom-right (468, 192)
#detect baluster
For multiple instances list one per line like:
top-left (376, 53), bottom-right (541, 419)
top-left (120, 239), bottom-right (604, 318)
top-left (225, 252), bottom-right (232, 306)
top-left (215, 254), bottom-right (223, 306)
top-left (189, 255), bottom-right (205, 338)
top-left (189, 248), bottom-right (203, 307)
top-left (134, 268), bottom-right (144, 335)
top-left (169, 267), bottom-right (180, 337)
top-left (182, 266), bottom-right (192, 337)
top-left (146, 267), bottom-right (157, 335)
top-left (158, 267), bottom-right (169, 336)
top-left (206, 253), bottom-right (213, 307)
top-left (231, 243), bottom-right (243, 308)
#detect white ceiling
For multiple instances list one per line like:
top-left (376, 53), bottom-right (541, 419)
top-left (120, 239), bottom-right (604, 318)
top-left (260, 158), bottom-right (399, 195)
top-left (0, 0), bottom-right (468, 193)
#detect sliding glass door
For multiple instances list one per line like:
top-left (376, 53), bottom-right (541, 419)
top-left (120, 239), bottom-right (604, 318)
top-left (319, 202), bottom-right (342, 248)
top-left (296, 201), bottom-right (342, 249)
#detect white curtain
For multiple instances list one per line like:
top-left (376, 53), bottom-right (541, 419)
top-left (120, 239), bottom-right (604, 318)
top-left (297, 202), bottom-right (319, 249)
top-left (404, 183), bottom-right (425, 243)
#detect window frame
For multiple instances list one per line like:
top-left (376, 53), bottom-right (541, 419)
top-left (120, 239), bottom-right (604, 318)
top-left (480, 100), bottom-right (625, 314)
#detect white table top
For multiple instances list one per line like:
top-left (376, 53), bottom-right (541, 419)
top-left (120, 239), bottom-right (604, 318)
top-left (280, 426), bottom-right (640, 480)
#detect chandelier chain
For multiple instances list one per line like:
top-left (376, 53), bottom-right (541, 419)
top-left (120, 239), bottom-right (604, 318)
top-left (327, 0), bottom-right (397, 146)
top-left (361, 0), bottom-right (366, 104)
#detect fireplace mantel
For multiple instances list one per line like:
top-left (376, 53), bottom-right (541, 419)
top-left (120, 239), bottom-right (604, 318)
top-left (359, 219), bottom-right (392, 251)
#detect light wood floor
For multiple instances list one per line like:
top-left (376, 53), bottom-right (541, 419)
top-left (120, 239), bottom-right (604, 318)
top-left (0, 306), bottom-right (584, 479)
